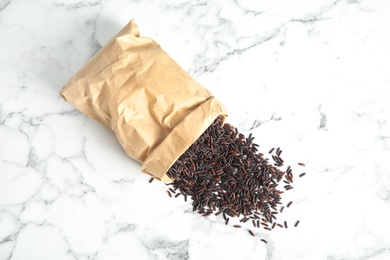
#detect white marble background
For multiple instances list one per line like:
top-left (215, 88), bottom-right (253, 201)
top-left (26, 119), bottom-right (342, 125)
top-left (1, 0), bottom-right (390, 259)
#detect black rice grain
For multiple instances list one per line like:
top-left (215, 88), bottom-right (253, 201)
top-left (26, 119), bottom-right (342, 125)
top-left (165, 117), bottom-right (302, 233)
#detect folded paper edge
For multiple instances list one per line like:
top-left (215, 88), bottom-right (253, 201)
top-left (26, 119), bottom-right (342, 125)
top-left (142, 97), bottom-right (228, 184)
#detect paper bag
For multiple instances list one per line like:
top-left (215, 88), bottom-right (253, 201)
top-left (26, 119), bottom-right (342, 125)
top-left (60, 20), bottom-right (227, 183)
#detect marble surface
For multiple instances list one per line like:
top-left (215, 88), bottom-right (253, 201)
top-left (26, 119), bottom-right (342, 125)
top-left (1, 0), bottom-right (390, 259)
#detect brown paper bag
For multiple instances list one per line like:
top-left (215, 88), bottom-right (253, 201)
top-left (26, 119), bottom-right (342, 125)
top-left (60, 20), bottom-right (228, 183)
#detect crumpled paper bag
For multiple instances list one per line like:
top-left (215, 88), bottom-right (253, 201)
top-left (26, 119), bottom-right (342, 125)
top-left (60, 19), bottom-right (227, 183)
